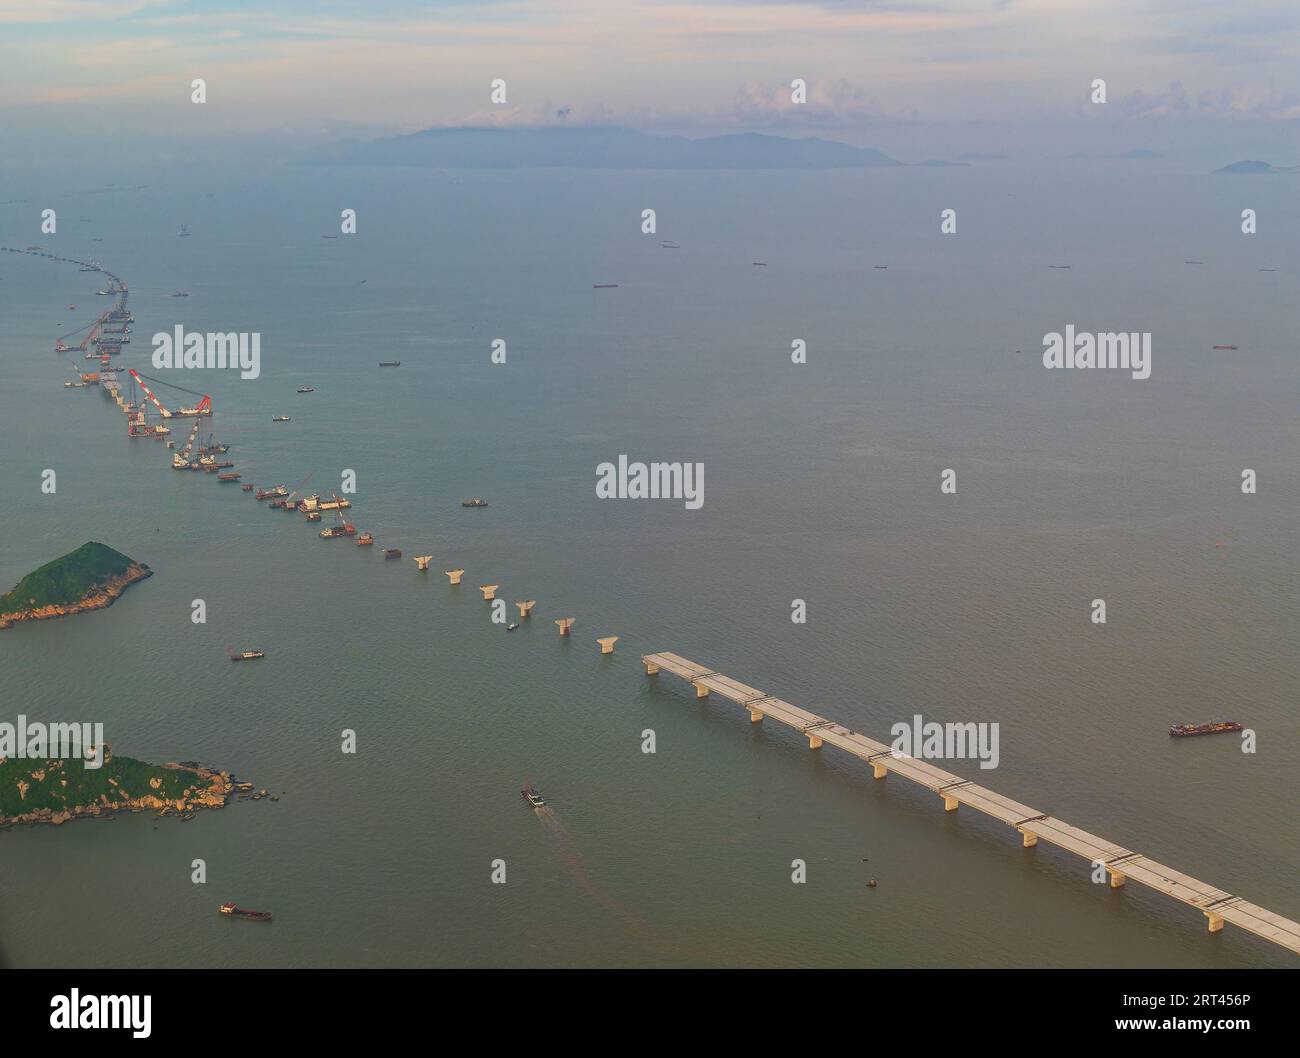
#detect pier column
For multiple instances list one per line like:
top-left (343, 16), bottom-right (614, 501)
top-left (413, 556), bottom-right (432, 571)
top-left (643, 658), bottom-right (660, 676)
top-left (692, 681), bottom-right (709, 699)
top-left (597, 636), bottom-right (619, 655)
top-left (555, 618), bottom-right (575, 637)
top-left (1204, 911), bottom-right (1224, 933)
top-left (1018, 829), bottom-right (1038, 848)
top-left (479, 584), bottom-right (499, 600)
top-left (942, 794), bottom-right (959, 812)
top-left (806, 733), bottom-right (823, 750)
top-left (444, 568), bottom-right (464, 585)
top-left (747, 708), bottom-right (764, 724)
top-left (871, 762), bottom-right (887, 779)
top-left (1108, 869), bottom-right (1126, 889)
top-left (517, 601), bottom-right (536, 618)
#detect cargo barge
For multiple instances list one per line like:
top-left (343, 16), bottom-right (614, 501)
top-left (218, 903), bottom-right (272, 922)
top-left (1169, 721), bottom-right (1242, 737)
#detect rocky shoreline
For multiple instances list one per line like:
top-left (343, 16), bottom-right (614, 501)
top-left (0, 761), bottom-right (247, 829)
top-left (0, 562), bottom-right (152, 630)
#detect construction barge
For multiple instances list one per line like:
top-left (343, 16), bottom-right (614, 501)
top-left (1169, 721), bottom-right (1243, 737)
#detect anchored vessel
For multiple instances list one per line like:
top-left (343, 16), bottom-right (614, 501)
top-left (218, 903), bottom-right (271, 921)
top-left (1169, 720), bottom-right (1243, 737)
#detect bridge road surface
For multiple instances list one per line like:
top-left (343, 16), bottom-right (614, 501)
top-left (641, 651), bottom-right (1300, 958)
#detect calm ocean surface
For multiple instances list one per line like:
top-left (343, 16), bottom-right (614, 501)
top-left (1, 160), bottom-right (1297, 967)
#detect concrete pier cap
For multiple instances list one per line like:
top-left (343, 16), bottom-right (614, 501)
top-left (413, 555), bottom-right (432, 571)
top-left (597, 636), bottom-right (619, 654)
top-left (517, 600), bottom-right (536, 617)
top-left (555, 617), bottom-right (575, 636)
top-left (444, 568), bottom-right (465, 585)
top-left (479, 584), bottom-right (499, 600)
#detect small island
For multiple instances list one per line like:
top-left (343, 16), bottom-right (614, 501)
top-left (0, 541), bottom-right (151, 630)
top-left (0, 750), bottom-right (241, 827)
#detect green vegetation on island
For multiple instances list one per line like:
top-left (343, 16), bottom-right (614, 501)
top-left (0, 541), bottom-right (151, 628)
top-left (0, 752), bottom-right (236, 826)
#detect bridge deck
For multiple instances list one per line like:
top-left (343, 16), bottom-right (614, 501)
top-left (643, 651), bottom-right (1300, 958)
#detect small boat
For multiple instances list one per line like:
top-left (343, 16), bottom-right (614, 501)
top-left (593, 283), bottom-right (619, 289)
top-left (522, 784), bottom-right (546, 808)
top-left (228, 649), bottom-right (265, 661)
top-left (172, 291), bottom-right (190, 297)
top-left (1169, 721), bottom-right (1242, 737)
top-left (272, 415), bottom-right (290, 422)
top-left (296, 386), bottom-right (315, 393)
top-left (378, 361), bottom-right (400, 367)
top-left (751, 262), bottom-right (768, 267)
top-left (241, 483), bottom-right (254, 491)
top-left (1212, 345), bottom-right (1237, 351)
top-left (384, 548), bottom-right (402, 559)
top-left (461, 498), bottom-right (489, 508)
top-left (506, 623), bottom-right (519, 632)
top-left (1184, 260), bottom-right (1203, 265)
top-left (661, 241), bottom-right (680, 249)
top-left (357, 531), bottom-right (374, 545)
top-left (218, 903), bottom-right (271, 921)
top-left (64, 380), bottom-right (87, 388)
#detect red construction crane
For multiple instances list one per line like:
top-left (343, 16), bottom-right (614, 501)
top-left (128, 369), bottom-right (212, 418)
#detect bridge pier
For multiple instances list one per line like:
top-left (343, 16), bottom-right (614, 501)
top-left (444, 568), bottom-right (464, 585)
top-left (1108, 869), bottom-right (1126, 889)
top-left (479, 584), bottom-right (499, 600)
top-left (806, 733), bottom-right (823, 750)
top-left (692, 681), bottom-right (709, 699)
top-left (747, 707), bottom-right (763, 723)
top-left (517, 601), bottom-right (535, 618)
top-left (871, 762), bottom-right (888, 779)
top-left (1205, 911), bottom-right (1224, 933)
top-left (643, 657), bottom-right (659, 675)
top-left (942, 794), bottom-right (959, 812)
top-left (413, 556), bottom-right (432, 571)
top-left (1019, 829), bottom-right (1038, 848)
top-left (597, 636), bottom-right (619, 654)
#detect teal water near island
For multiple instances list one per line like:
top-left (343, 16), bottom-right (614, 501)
top-left (0, 160), bottom-right (1297, 967)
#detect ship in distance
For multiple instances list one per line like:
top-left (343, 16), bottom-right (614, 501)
top-left (1169, 720), bottom-right (1242, 737)
top-left (218, 903), bottom-right (271, 921)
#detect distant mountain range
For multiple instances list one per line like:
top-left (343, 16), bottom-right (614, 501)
top-left (1214, 159), bottom-right (1298, 174)
top-left (308, 126), bottom-right (969, 170)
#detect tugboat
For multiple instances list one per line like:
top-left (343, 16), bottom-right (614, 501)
top-left (357, 531), bottom-right (374, 546)
top-left (461, 498), bottom-right (489, 508)
top-left (1169, 720), bottom-right (1243, 737)
top-left (228, 649), bottom-right (265, 661)
top-left (522, 784), bottom-right (546, 809)
top-left (218, 903), bottom-right (271, 921)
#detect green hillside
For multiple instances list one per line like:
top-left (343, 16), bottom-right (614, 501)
top-left (0, 541), bottom-right (138, 612)
top-left (0, 754), bottom-right (201, 819)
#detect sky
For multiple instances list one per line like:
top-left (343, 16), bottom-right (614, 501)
top-left (1, 0), bottom-right (1298, 162)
